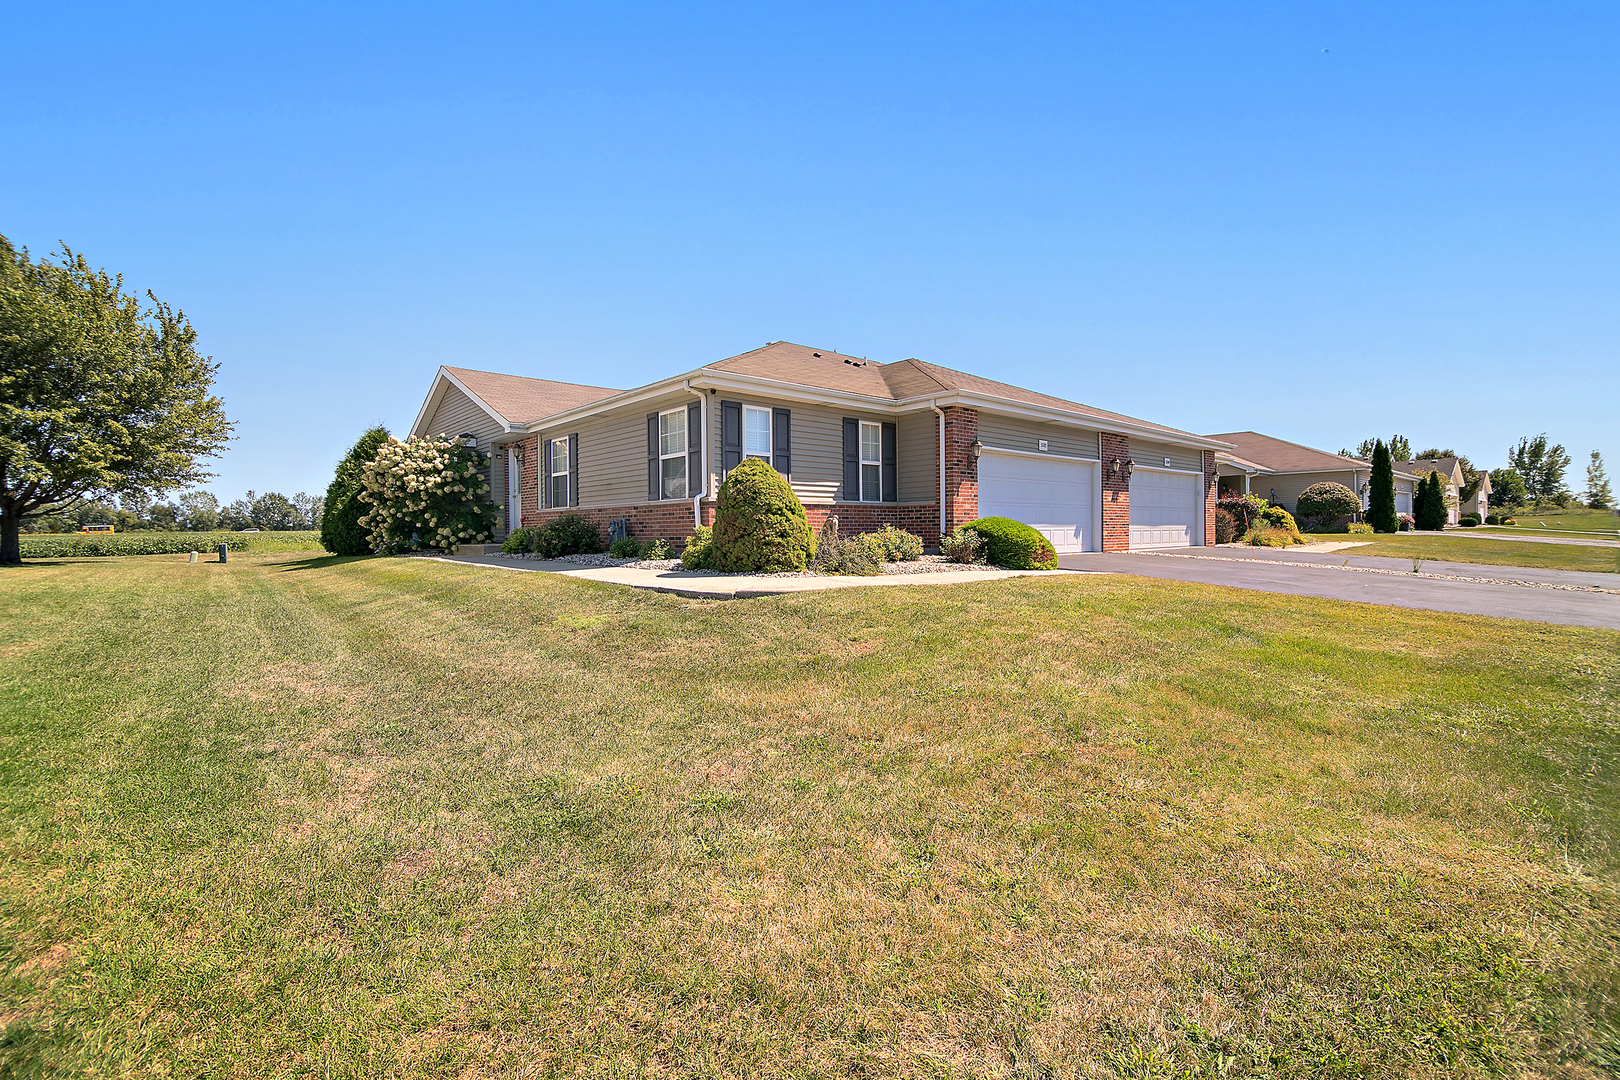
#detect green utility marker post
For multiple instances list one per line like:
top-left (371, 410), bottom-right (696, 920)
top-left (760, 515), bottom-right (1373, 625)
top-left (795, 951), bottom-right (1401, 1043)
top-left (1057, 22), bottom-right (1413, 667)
top-left (218, 543), bottom-right (228, 564)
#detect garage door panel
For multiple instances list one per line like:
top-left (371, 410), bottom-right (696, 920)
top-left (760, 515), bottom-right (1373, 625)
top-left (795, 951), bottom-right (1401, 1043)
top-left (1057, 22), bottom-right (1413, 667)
top-left (977, 453), bottom-right (1096, 554)
top-left (1129, 469), bottom-right (1203, 549)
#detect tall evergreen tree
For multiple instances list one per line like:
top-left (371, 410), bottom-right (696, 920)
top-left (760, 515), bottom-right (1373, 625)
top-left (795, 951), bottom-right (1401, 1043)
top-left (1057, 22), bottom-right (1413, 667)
top-left (1586, 451), bottom-right (1613, 510)
top-left (1415, 473), bottom-right (1449, 530)
top-left (319, 426), bottom-right (390, 555)
top-left (1366, 439), bottom-right (1397, 532)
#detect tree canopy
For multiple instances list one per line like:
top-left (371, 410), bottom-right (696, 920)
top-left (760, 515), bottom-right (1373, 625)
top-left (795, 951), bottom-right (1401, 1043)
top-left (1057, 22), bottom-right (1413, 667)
top-left (1508, 434), bottom-right (1572, 505)
top-left (1344, 435), bottom-right (1411, 462)
top-left (0, 236), bottom-right (232, 563)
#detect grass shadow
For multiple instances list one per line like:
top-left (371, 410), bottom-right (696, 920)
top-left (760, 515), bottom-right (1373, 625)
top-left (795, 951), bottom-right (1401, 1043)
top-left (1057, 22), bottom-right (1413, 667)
top-left (276, 554), bottom-right (377, 572)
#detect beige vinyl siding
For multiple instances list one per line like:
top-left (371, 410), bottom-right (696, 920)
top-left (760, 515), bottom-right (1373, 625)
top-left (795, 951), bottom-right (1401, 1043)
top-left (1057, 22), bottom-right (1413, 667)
top-left (1131, 438), bottom-right (1203, 473)
top-left (895, 413), bottom-right (935, 503)
top-left (424, 385), bottom-right (508, 537)
top-left (1257, 470), bottom-right (1363, 513)
top-left (975, 413), bottom-right (1101, 460)
top-left (536, 389), bottom-right (700, 509)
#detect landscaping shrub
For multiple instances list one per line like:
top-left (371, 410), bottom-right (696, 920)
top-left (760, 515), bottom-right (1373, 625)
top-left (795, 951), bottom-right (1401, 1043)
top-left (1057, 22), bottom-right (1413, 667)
top-left (1214, 507), bottom-right (1237, 544)
top-left (1346, 522), bottom-right (1374, 534)
top-left (1217, 492), bottom-right (1266, 537)
top-left (358, 436), bottom-right (497, 554)
top-left (1414, 473), bottom-right (1449, 531)
top-left (1398, 513), bottom-right (1415, 531)
top-left (939, 526), bottom-right (987, 564)
top-left (532, 513), bottom-right (604, 558)
top-left (1295, 482), bottom-right (1362, 531)
top-left (961, 516), bottom-right (1058, 570)
top-left (863, 524), bottom-right (923, 562)
top-left (639, 538), bottom-right (671, 560)
top-left (1366, 439), bottom-right (1398, 534)
top-left (608, 536), bottom-right (642, 558)
top-left (1485, 514), bottom-right (1500, 525)
top-left (1246, 526), bottom-right (1300, 548)
top-left (1460, 513), bottom-right (1481, 527)
top-left (680, 524), bottom-right (718, 570)
top-left (320, 426), bottom-right (391, 555)
top-left (812, 534), bottom-right (882, 576)
top-left (1259, 505), bottom-right (1302, 538)
top-left (710, 458), bottom-right (816, 572)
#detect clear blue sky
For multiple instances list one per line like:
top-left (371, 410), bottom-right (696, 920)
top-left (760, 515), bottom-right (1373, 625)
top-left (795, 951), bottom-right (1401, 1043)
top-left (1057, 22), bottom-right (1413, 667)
top-left (5, 2), bottom-right (1615, 500)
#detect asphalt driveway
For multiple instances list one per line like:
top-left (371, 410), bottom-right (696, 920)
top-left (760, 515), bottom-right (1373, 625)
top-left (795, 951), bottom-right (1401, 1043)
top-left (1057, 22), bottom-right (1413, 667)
top-left (1058, 546), bottom-right (1620, 630)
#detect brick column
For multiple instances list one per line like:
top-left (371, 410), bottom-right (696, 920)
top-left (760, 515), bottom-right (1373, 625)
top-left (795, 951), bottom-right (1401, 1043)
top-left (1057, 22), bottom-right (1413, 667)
top-left (516, 436), bottom-right (541, 528)
top-left (942, 406), bottom-right (978, 531)
top-left (1101, 432), bottom-right (1130, 551)
top-left (1202, 449), bottom-right (1218, 546)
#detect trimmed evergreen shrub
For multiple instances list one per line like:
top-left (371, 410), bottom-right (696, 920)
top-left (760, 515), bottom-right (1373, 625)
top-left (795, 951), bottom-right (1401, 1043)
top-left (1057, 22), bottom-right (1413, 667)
top-left (533, 513), bottom-right (604, 558)
top-left (1366, 440), bottom-right (1397, 534)
top-left (608, 536), bottom-right (642, 558)
top-left (1214, 507), bottom-right (1237, 544)
top-left (320, 426), bottom-right (390, 555)
top-left (1414, 473), bottom-right (1449, 531)
top-left (1295, 482), bottom-right (1361, 530)
top-left (961, 516), bottom-right (1058, 570)
top-left (710, 458), bottom-right (816, 572)
top-left (680, 524), bottom-right (718, 569)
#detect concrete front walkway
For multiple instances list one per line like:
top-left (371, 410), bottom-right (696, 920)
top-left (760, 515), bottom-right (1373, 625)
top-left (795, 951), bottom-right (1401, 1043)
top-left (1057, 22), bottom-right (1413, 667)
top-left (1059, 546), bottom-right (1620, 630)
top-left (422, 554), bottom-right (1090, 599)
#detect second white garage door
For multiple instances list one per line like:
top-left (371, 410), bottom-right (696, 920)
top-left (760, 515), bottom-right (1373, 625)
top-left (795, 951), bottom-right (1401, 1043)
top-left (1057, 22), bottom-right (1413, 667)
top-left (977, 452), bottom-right (1097, 554)
top-left (1129, 468), bottom-right (1204, 548)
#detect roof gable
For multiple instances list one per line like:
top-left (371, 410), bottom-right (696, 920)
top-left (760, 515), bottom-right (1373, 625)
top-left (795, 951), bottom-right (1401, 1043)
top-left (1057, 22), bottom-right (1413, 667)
top-left (1208, 431), bottom-right (1370, 473)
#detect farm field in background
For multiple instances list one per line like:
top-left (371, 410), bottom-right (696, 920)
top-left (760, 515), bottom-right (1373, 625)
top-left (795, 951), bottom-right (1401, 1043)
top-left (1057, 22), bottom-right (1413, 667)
top-left (1, 554), bottom-right (1615, 1077)
top-left (18, 531), bottom-right (324, 558)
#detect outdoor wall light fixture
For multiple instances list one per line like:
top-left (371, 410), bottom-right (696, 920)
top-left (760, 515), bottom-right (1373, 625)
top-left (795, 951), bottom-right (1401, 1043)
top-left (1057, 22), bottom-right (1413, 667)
top-left (458, 432), bottom-right (479, 448)
top-left (1124, 458), bottom-right (1135, 479)
top-left (969, 439), bottom-right (983, 458)
top-left (1109, 457), bottom-right (1135, 480)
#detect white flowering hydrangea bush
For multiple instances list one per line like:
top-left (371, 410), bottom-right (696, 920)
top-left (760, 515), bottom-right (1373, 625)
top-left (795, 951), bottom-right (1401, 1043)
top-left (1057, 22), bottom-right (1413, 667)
top-left (357, 435), bottom-right (497, 553)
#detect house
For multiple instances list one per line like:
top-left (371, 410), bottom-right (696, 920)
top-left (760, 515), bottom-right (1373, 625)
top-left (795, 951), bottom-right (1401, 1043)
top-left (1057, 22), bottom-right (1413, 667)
top-left (1209, 432), bottom-right (1423, 516)
top-left (409, 342), bottom-right (1229, 553)
top-left (1395, 457), bottom-right (1484, 525)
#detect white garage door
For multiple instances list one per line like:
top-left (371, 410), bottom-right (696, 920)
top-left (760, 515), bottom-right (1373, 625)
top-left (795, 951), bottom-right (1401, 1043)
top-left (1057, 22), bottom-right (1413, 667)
top-left (1396, 488), bottom-right (1413, 515)
top-left (977, 452), bottom-right (1097, 554)
top-left (1129, 468), bottom-right (1204, 548)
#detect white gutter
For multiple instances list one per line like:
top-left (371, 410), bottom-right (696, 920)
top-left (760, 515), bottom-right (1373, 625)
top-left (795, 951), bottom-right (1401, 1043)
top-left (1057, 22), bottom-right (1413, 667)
top-left (685, 382), bottom-right (705, 530)
top-left (930, 402), bottom-right (946, 540)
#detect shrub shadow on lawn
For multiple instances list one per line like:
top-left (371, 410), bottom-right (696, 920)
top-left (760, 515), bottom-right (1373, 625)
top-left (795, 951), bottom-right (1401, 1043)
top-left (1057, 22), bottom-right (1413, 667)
top-left (277, 554), bottom-right (377, 572)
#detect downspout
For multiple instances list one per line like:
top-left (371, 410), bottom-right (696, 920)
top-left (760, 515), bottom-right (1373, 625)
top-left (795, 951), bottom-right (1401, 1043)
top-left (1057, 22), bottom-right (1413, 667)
top-left (930, 402), bottom-right (947, 540)
top-left (685, 382), bottom-right (705, 530)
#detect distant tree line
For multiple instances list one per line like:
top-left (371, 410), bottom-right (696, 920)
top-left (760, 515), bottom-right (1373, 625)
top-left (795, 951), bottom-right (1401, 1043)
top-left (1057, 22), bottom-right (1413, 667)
top-left (22, 490), bottom-right (323, 534)
top-left (1344, 432), bottom-right (1610, 512)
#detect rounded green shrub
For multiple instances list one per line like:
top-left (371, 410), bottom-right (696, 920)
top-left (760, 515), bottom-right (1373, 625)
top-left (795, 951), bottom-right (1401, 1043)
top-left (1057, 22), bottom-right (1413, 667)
top-left (711, 458), bottom-right (816, 572)
top-left (532, 513), bottom-right (603, 558)
top-left (501, 528), bottom-right (533, 554)
top-left (320, 426), bottom-right (390, 555)
top-left (1295, 482), bottom-right (1361, 529)
top-left (961, 516), bottom-right (1057, 570)
top-left (608, 536), bottom-right (642, 558)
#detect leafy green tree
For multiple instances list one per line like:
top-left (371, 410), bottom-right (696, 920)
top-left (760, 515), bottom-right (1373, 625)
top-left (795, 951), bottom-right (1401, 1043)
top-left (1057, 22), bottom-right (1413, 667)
top-left (1488, 468), bottom-right (1527, 508)
top-left (250, 491), bottom-right (302, 530)
top-left (1585, 451), bottom-right (1613, 510)
top-left (0, 236), bottom-right (232, 564)
top-left (1508, 434), bottom-right (1571, 505)
top-left (177, 490), bottom-right (219, 531)
top-left (1343, 435), bottom-right (1411, 462)
top-left (219, 496), bottom-right (254, 531)
top-left (291, 491), bottom-right (323, 528)
top-left (1366, 440), bottom-right (1397, 533)
top-left (1414, 448), bottom-right (1483, 502)
top-left (320, 426), bottom-right (391, 554)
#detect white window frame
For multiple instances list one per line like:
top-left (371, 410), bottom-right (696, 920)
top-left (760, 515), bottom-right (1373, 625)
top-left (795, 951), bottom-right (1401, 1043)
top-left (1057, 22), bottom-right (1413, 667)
top-left (859, 421), bottom-right (882, 503)
top-left (743, 405), bottom-right (772, 462)
top-left (549, 437), bottom-right (569, 509)
top-left (658, 407), bottom-right (687, 501)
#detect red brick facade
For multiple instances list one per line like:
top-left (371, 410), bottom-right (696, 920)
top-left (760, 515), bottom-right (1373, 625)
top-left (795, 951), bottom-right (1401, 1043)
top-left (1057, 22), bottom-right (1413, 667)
top-left (942, 406), bottom-right (979, 531)
top-left (1099, 432), bottom-right (1130, 551)
top-left (1202, 449), bottom-right (1218, 546)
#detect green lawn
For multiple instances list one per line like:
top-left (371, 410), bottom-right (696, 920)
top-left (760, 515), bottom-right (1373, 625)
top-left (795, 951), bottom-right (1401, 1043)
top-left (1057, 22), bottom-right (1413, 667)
top-left (1320, 533), bottom-right (1620, 573)
top-left (2, 554), bottom-right (1617, 1077)
top-left (1484, 506), bottom-right (1620, 534)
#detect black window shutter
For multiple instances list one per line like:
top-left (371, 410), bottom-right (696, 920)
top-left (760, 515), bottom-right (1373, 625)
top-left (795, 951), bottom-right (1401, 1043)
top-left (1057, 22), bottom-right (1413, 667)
top-left (721, 400), bottom-right (742, 475)
top-left (687, 401), bottom-right (703, 497)
top-left (772, 408), bottom-right (791, 476)
top-left (646, 413), bottom-right (659, 501)
top-left (568, 433), bottom-right (579, 507)
top-left (881, 421), bottom-right (897, 502)
top-left (842, 417), bottom-right (860, 501)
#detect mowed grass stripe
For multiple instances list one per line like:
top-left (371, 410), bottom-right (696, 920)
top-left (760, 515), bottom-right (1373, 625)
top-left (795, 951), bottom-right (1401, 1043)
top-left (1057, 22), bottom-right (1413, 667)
top-left (0, 553), bottom-right (1616, 1078)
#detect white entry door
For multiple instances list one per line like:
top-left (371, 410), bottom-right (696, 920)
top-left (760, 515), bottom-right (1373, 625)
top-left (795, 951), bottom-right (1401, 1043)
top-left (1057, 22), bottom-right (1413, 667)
top-left (977, 452), bottom-right (1098, 553)
top-left (506, 448), bottom-right (522, 535)
top-left (1129, 468), bottom-right (1203, 548)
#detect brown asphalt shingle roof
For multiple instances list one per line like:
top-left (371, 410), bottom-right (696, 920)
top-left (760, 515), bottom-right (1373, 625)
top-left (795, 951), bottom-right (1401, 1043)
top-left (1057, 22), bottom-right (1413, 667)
top-left (703, 342), bottom-right (1201, 438)
top-left (444, 366), bottom-right (620, 426)
top-left (1207, 431), bottom-right (1370, 473)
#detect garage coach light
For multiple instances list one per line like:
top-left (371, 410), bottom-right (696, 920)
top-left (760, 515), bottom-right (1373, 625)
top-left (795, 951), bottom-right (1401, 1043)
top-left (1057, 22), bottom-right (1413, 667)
top-left (1109, 457), bottom-right (1135, 480)
top-left (969, 439), bottom-right (983, 458)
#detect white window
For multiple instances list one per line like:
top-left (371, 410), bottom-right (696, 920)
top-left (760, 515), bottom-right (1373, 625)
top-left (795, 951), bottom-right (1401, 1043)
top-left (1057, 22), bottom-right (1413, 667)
top-left (659, 408), bottom-right (687, 500)
top-left (860, 421), bottom-right (881, 502)
top-left (549, 438), bottom-right (569, 508)
top-left (744, 406), bottom-right (772, 461)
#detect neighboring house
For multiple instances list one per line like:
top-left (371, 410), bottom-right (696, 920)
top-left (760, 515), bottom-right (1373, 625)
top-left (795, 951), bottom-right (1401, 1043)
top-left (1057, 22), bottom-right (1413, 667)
top-left (1209, 432), bottom-right (1423, 516)
top-left (1396, 457), bottom-right (1473, 525)
top-left (410, 341), bottom-right (1229, 553)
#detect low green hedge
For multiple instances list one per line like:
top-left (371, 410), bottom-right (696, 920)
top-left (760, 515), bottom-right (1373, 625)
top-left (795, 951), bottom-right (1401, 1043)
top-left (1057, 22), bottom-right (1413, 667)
top-left (960, 517), bottom-right (1057, 570)
top-left (19, 531), bottom-right (324, 559)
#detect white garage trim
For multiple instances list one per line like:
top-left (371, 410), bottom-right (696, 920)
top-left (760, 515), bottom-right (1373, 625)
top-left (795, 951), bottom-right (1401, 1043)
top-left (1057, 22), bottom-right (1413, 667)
top-left (978, 443), bottom-right (1099, 464)
top-left (977, 449), bottom-right (1100, 554)
top-left (1129, 465), bottom-right (1205, 549)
